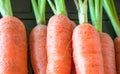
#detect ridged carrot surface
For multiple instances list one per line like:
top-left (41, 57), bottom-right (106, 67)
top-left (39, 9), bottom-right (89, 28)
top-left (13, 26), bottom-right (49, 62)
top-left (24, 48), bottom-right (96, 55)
top-left (0, 16), bottom-right (28, 74)
top-left (46, 14), bottom-right (74, 74)
top-left (72, 23), bottom-right (104, 74)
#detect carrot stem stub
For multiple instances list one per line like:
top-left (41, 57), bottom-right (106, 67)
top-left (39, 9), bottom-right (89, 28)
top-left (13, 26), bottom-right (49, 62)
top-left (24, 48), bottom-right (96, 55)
top-left (74, 0), bottom-right (88, 24)
top-left (31, 0), bottom-right (46, 24)
top-left (47, 0), bottom-right (67, 16)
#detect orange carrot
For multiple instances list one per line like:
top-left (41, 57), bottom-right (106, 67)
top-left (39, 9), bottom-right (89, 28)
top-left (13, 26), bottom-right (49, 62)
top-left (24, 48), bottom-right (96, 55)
top-left (0, 16), bottom-right (28, 74)
top-left (47, 0), bottom-right (75, 73)
top-left (30, 25), bottom-right (47, 74)
top-left (99, 33), bottom-right (116, 74)
top-left (72, 23), bottom-right (104, 74)
top-left (29, 0), bottom-right (47, 74)
top-left (0, 0), bottom-right (28, 74)
top-left (73, 0), bottom-right (104, 74)
top-left (103, 0), bottom-right (120, 73)
top-left (114, 36), bottom-right (120, 74)
top-left (47, 14), bottom-right (73, 74)
top-left (89, 0), bottom-right (116, 74)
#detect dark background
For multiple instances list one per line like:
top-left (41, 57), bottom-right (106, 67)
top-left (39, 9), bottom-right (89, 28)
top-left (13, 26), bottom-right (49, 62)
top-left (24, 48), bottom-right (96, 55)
top-left (0, 0), bottom-right (120, 74)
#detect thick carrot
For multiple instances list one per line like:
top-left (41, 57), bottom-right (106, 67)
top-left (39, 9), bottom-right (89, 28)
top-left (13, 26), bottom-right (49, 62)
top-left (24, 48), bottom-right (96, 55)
top-left (0, 0), bottom-right (28, 73)
top-left (46, 0), bottom-right (74, 73)
top-left (72, 23), bottom-right (104, 74)
top-left (89, 0), bottom-right (116, 73)
top-left (47, 14), bottom-right (73, 74)
top-left (0, 16), bottom-right (28, 74)
top-left (114, 37), bottom-right (120, 74)
top-left (29, 0), bottom-right (47, 74)
top-left (99, 33), bottom-right (116, 74)
top-left (103, 0), bottom-right (120, 73)
top-left (73, 0), bottom-right (104, 74)
top-left (30, 25), bottom-right (47, 74)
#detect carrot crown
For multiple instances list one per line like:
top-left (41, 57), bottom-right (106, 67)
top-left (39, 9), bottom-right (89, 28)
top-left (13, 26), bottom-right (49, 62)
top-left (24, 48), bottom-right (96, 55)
top-left (31, 0), bottom-right (46, 24)
top-left (103, 0), bottom-right (120, 36)
top-left (0, 0), bottom-right (13, 17)
top-left (74, 0), bottom-right (88, 24)
top-left (88, 0), bottom-right (102, 32)
top-left (48, 0), bottom-right (67, 16)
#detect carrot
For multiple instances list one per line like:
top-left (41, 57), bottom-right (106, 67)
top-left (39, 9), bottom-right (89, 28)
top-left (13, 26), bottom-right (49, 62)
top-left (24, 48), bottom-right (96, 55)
top-left (103, 0), bottom-right (120, 73)
top-left (0, 0), bottom-right (28, 74)
top-left (46, 0), bottom-right (74, 74)
top-left (114, 36), bottom-right (120, 74)
top-left (29, 0), bottom-right (47, 74)
top-left (99, 33), bottom-right (116, 74)
top-left (89, 0), bottom-right (116, 73)
top-left (72, 0), bottom-right (104, 74)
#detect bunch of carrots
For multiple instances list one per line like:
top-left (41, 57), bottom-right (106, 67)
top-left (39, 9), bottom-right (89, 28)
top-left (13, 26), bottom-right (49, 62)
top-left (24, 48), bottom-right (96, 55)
top-left (0, 0), bottom-right (120, 74)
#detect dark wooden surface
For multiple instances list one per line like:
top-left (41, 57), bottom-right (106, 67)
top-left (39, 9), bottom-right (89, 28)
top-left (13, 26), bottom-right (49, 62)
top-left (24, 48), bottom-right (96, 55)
top-left (0, 0), bottom-right (120, 74)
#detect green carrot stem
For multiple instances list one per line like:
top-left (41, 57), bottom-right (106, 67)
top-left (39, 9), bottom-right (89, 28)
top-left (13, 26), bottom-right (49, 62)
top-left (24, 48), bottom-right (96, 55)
top-left (47, 0), bottom-right (67, 16)
top-left (0, 0), bottom-right (13, 17)
top-left (89, 0), bottom-right (102, 32)
top-left (103, 0), bottom-right (120, 36)
top-left (74, 0), bottom-right (88, 24)
top-left (95, 0), bottom-right (102, 32)
top-left (31, 0), bottom-right (46, 24)
top-left (39, 0), bottom-right (46, 24)
top-left (88, 0), bottom-right (96, 26)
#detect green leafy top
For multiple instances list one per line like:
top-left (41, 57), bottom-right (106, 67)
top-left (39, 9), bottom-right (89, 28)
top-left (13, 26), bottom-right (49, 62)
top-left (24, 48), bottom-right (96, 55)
top-left (103, 0), bottom-right (120, 36)
top-left (31, 0), bottom-right (46, 24)
top-left (89, 0), bottom-right (102, 32)
top-left (74, 0), bottom-right (88, 24)
top-left (48, 0), bottom-right (67, 16)
top-left (0, 0), bottom-right (13, 17)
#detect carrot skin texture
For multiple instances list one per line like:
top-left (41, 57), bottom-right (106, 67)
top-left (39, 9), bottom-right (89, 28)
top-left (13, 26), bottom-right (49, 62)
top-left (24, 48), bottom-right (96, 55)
top-left (114, 36), bottom-right (120, 74)
top-left (72, 23), bottom-right (104, 74)
top-left (0, 16), bottom-right (28, 74)
top-left (30, 24), bottom-right (47, 74)
top-left (46, 14), bottom-right (74, 74)
top-left (100, 33), bottom-right (116, 74)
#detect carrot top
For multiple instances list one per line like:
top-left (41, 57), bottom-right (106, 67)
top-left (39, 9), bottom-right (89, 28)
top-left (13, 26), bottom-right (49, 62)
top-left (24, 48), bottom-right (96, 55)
top-left (31, 0), bottom-right (46, 24)
top-left (103, 0), bottom-right (120, 36)
top-left (74, 0), bottom-right (88, 24)
top-left (88, 0), bottom-right (102, 32)
top-left (0, 0), bottom-right (13, 17)
top-left (47, 0), bottom-right (67, 16)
